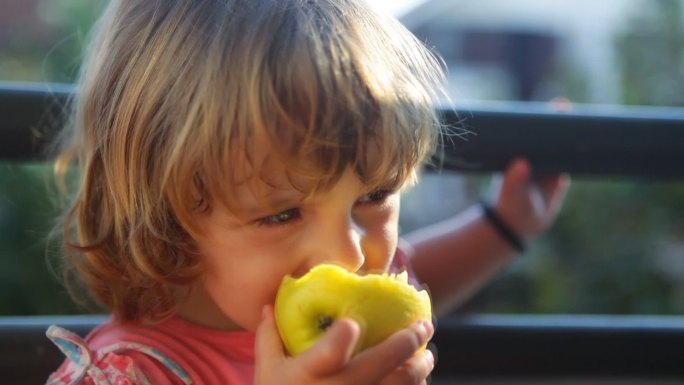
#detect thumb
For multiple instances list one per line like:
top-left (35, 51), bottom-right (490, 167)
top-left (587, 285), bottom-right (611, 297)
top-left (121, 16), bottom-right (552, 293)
top-left (255, 305), bottom-right (286, 370)
top-left (297, 318), bottom-right (361, 377)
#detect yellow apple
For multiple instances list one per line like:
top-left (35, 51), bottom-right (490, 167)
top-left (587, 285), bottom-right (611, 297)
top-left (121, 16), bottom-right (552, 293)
top-left (274, 264), bottom-right (432, 356)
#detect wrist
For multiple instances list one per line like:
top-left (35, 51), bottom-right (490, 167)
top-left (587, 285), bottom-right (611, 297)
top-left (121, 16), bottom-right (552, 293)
top-left (479, 200), bottom-right (525, 254)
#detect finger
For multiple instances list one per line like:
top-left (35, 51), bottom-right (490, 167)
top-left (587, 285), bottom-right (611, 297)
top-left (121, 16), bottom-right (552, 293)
top-left (536, 172), bottom-right (570, 194)
top-left (492, 158), bottom-right (530, 201)
top-left (348, 320), bottom-right (434, 384)
top-left (544, 175), bottom-right (570, 217)
top-left (508, 157), bottom-right (532, 182)
top-left (298, 318), bottom-right (360, 377)
top-left (535, 173), bottom-right (570, 210)
top-left (510, 160), bottom-right (568, 212)
top-left (426, 341), bottom-right (438, 370)
top-left (254, 305), bottom-right (286, 369)
top-left (379, 349), bottom-right (435, 385)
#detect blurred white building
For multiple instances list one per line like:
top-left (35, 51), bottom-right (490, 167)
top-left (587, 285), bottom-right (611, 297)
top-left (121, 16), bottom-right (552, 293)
top-left (399, 0), bottom-right (641, 104)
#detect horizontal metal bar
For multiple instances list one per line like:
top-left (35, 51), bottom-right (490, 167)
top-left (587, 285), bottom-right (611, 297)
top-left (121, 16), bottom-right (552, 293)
top-left (2, 83), bottom-right (684, 179)
top-left (432, 314), bottom-right (684, 378)
top-left (0, 83), bottom-right (73, 162)
top-left (438, 102), bottom-right (684, 178)
top-left (3, 314), bottom-right (684, 383)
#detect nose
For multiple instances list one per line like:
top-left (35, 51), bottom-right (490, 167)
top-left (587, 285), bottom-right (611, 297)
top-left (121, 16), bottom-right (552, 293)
top-left (310, 216), bottom-right (366, 272)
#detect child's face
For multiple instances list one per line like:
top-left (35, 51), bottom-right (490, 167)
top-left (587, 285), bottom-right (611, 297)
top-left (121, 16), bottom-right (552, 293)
top-left (182, 165), bottom-right (401, 332)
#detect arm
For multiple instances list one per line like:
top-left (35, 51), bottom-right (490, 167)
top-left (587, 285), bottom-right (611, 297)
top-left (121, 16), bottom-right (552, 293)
top-left (406, 158), bottom-right (569, 316)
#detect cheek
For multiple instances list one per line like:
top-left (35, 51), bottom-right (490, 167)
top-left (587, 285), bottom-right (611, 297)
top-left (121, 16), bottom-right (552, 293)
top-left (363, 197), bottom-right (401, 269)
top-left (203, 266), bottom-right (282, 330)
top-left (381, 215), bottom-right (400, 258)
top-left (196, 236), bottom-right (286, 330)
top-left (381, 195), bottom-right (401, 243)
top-left (192, 208), bottom-right (296, 330)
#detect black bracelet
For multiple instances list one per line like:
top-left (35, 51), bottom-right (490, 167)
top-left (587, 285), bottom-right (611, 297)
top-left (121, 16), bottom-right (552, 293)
top-left (480, 201), bottom-right (526, 253)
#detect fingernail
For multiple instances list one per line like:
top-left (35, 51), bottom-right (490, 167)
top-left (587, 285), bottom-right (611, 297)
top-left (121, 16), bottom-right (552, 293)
top-left (425, 320), bottom-right (435, 337)
top-left (417, 319), bottom-right (434, 341)
top-left (424, 349), bottom-right (435, 369)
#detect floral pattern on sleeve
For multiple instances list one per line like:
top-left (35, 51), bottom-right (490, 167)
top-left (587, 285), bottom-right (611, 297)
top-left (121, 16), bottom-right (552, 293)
top-left (46, 325), bottom-right (193, 385)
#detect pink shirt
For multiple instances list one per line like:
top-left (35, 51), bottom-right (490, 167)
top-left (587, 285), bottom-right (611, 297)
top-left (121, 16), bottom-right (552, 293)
top-left (47, 316), bottom-right (254, 385)
top-left (46, 248), bottom-right (416, 385)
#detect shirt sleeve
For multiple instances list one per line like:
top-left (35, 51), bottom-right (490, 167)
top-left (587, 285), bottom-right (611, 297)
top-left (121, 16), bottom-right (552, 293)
top-left (391, 238), bottom-right (421, 288)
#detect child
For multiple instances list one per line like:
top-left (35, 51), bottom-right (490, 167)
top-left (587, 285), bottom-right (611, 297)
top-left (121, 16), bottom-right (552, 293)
top-left (46, 0), bottom-right (568, 384)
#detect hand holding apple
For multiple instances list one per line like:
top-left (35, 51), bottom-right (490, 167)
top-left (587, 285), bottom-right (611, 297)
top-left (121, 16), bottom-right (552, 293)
top-left (274, 264), bottom-right (432, 357)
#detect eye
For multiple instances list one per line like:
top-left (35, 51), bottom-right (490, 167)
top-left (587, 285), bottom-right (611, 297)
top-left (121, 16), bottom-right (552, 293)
top-left (256, 208), bottom-right (301, 226)
top-left (356, 189), bottom-right (392, 205)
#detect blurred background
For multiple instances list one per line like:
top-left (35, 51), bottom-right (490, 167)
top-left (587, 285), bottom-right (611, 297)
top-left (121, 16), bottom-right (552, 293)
top-left (1, 0), bottom-right (684, 317)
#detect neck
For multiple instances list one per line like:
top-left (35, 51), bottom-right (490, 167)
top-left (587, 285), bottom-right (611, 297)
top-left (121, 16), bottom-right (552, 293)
top-left (177, 285), bottom-right (243, 331)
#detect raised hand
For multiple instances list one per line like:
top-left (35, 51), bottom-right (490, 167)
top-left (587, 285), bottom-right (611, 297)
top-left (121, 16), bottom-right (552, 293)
top-left (489, 158), bottom-right (570, 239)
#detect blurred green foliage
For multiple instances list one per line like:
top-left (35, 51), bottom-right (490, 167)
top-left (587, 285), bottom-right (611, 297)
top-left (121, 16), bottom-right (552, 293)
top-left (0, 0), bottom-right (104, 83)
top-left (0, 163), bottom-right (80, 315)
top-left (0, 0), bottom-right (104, 315)
top-left (469, 179), bottom-right (684, 315)
top-left (617, 0), bottom-right (684, 107)
top-left (1, 0), bottom-right (683, 316)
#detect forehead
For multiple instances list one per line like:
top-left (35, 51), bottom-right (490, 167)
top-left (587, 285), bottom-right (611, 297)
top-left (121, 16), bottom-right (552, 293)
top-left (235, 131), bottom-right (317, 187)
top-left (222, 140), bottom-right (318, 214)
top-left (202, 96), bottom-right (421, 220)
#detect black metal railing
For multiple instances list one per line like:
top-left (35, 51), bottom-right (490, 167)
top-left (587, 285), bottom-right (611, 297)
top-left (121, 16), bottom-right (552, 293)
top-left (3, 83), bottom-right (684, 384)
top-left (2, 83), bottom-right (684, 178)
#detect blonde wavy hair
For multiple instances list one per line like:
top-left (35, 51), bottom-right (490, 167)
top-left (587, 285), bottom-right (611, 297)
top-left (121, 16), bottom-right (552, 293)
top-left (55, 0), bottom-right (447, 322)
